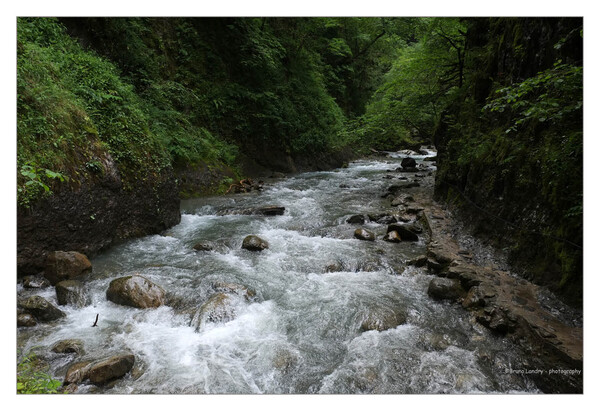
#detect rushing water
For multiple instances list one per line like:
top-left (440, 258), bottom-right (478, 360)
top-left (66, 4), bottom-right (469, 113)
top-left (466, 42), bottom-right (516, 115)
top-left (17, 151), bottom-right (541, 394)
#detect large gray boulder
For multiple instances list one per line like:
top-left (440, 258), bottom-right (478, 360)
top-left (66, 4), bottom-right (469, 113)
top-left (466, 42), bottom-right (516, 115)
top-left (242, 235), bottom-right (269, 251)
top-left (44, 251), bottom-right (92, 285)
top-left (18, 296), bottom-right (66, 322)
top-left (106, 275), bottom-right (165, 309)
top-left (55, 280), bottom-right (90, 307)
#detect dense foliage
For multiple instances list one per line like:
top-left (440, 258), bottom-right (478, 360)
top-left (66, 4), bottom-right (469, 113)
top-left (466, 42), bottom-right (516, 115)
top-left (433, 17), bottom-right (583, 306)
top-left (17, 352), bottom-right (62, 394)
top-left (17, 17), bottom-right (418, 204)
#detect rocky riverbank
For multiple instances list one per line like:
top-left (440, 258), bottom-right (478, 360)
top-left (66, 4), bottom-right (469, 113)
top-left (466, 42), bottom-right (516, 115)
top-left (384, 153), bottom-right (583, 393)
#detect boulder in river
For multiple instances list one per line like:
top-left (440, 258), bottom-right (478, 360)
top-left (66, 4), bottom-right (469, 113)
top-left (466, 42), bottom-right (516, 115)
top-left (360, 306), bottom-right (407, 332)
top-left (427, 278), bottom-right (466, 302)
top-left (44, 251), bottom-right (92, 285)
top-left (324, 259), bottom-right (345, 273)
top-left (55, 280), bottom-right (91, 307)
top-left (354, 228), bottom-right (376, 241)
top-left (242, 235), bottom-right (269, 251)
top-left (383, 230), bottom-right (402, 243)
top-left (218, 206), bottom-right (285, 216)
top-left (386, 223), bottom-right (420, 242)
top-left (18, 295), bottom-right (66, 322)
top-left (64, 361), bottom-right (93, 385)
top-left (346, 214), bottom-right (366, 224)
top-left (17, 313), bottom-right (37, 327)
top-left (212, 282), bottom-right (257, 301)
top-left (193, 241), bottom-right (215, 252)
top-left (401, 157), bottom-right (417, 169)
top-left (191, 293), bottom-right (237, 330)
top-left (51, 339), bottom-right (84, 355)
top-left (22, 275), bottom-right (51, 289)
top-left (106, 275), bottom-right (165, 309)
top-left (87, 354), bottom-right (136, 385)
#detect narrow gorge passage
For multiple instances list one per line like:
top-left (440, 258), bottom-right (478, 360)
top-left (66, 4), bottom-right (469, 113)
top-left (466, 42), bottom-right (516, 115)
top-left (18, 151), bottom-right (550, 394)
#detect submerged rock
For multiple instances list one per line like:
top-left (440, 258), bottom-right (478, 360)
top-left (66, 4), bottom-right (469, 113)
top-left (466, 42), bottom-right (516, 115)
top-left (242, 235), bottom-right (269, 251)
top-left (18, 295), bottom-right (66, 322)
top-left (360, 306), bottom-right (407, 332)
top-left (193, 241), bottom-right (215, 252)
top-left (22, 275), bottom-right (51, 289)
top-left (212, 282), bottom-right (256, 301)
top-left (44, 251), bottom-right (92, 285)
top-left (17, 313), bottom-right (37, 327)
top-left (324, 259), bottom-right (345, 273)
top-left (427, 278), bottom-right (465, 302)
top-left (354, 228), bottom-right (376, 241)
top-left (106, 275), bottom-right (165, 309)
top-left (383, 230), bottom-right (402, 243)
top-left (51, 339), bottom-right (84, 355)
top-left (386, 223), bottom-right (420, 242)
top-left (191, 293), bottom-right (237, 330)
top-left (218, 206), bottom-right (284, 216)
top-left (55, 280), bottom-right (91, 307)
top-left (401, 157), bottom-right (417, 169)
top-left (347, 214), bottom-right (366, 224)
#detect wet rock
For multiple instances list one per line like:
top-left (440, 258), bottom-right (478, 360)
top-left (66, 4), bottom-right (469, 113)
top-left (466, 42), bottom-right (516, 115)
top-left (385, 183), bottom-right (420, 197)
top-left (55, 280), bottom-right (90, 307)
top-left (18, 295), bottom-right (66, 322)
top-left (368, 214), bottom-right (397, 225)
top-left (346, 214), bottom-right (366, 224)
top-left (325, 259), bottom-right (345, 273)
top-left (447, 265), bottom-right (483, 289)
top-left (212, 282), bottom-right (256, 301)
top-left (44, 251), bottom-right (92, 285)
top-left (22, 275), bottom-right (51, 289)
top-left (64, 361), bottom-right (93, 385)
top-left (383, 230), bottom-right (402, 243)
top-left (242, 235), bottom-right (269, 251)
top-left (354, 228), bottom-right (376, 241)
top-left (272, 348), bottom-right (299, 373)
top-left (406, 207), bottom-right (425, 214)
top-left (106, 275), bottom-right (165, 309)
top-left (51, 339), bottom-right (84, 355)
top-left (218, 206), bottom-right (284, 216)
top-left (17, 313), bottom-right (37, 327)
top-left (427, 258), bottom-right (444, 273)
top-left (462, 286), bottom-right (487, 309)
top-left (386, 223), bottom-right (419, 242)
top-left (407, 255), bottom-right (428, 267)
top-left (475, 307), bottom-right (516, 335)
top-left (427, 278), bottom-right (465, 301)
top-left (192, 293), bottom-right (237, 330)
top-left (391, 194), bottom-right (415, 206)
top-left (396, 167), bottom-right (419, 173)
top-left (423, 156), bottom-right (437, 162)
top-left (401, 157), bottom-right (417, 169)
top-left (360, 306), bottom-right (407, 332)
top-left (193, 241), bottom-right (215, 252)
top-left (87, 354), bottom-right (135, 385)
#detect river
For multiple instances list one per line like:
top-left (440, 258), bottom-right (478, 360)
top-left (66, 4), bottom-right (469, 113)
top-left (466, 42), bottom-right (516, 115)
top-left (17, 151), bottom-right (541, 393)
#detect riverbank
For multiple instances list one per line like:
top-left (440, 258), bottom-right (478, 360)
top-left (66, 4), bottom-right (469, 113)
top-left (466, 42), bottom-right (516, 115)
top-left (392, 155), bottom-right (583, 393)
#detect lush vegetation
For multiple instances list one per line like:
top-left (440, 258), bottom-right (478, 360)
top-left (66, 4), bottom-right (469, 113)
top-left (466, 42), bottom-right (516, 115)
top-left (17, 351), bottom-right (62, 394)
top-left (17, 17), bottom-right (583, 304)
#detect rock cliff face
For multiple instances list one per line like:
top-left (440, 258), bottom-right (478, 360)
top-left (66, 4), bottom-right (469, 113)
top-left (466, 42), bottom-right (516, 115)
top-left (17, 165), bottom-right (180, 276)
top-left (433, 18), bottom-right (583, 307)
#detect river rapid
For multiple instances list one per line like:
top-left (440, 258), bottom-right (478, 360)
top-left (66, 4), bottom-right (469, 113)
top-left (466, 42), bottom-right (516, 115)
top-left (17, 151), bottom-right (541, 394)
